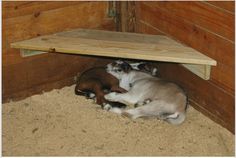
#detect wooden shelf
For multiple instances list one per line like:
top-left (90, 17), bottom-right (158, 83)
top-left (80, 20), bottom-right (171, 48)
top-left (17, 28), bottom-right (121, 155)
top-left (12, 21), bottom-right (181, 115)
top-left (11, 28), bottom-right (216, 80)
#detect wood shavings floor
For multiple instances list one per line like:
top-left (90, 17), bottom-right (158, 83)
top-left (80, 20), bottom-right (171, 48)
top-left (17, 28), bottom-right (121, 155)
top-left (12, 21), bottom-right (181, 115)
top-left (2, 85), bottom-right (235, 156)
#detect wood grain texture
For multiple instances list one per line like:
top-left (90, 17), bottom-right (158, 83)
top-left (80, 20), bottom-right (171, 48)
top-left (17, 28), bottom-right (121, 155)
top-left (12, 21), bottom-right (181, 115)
top-left (120, 2), bottom-right (128, 32)
top-left (181, 64), bottom-right (211, 80)
top-left (3, 76), bottom-right (75, 103)
top-left (136, 20), bottom-right (234, 93)
top-left (136, 2), bottom-right (234, 92)
top-left (3, 2), bottom-right (113, 66)
top-left (2, 1), bottom-right (87, 19)
top-left (2, 77), bottom-right (74, 103)
top-left (135, 20), bottom-right (164, 35)
top-left (11, 29), bottom-right (216, 66)
top-left (135, 1), bottom-right (235, 132)
top-left (205, 1), bottom-right (235, 13)
top-left (3, 53), bottom-right (114, 102)
top-left (147, 1), bottom-right (234, 41)
top-left (3, 1), bottom-right (116, 102)
top-left (138, 2), bottom-right (234, 67)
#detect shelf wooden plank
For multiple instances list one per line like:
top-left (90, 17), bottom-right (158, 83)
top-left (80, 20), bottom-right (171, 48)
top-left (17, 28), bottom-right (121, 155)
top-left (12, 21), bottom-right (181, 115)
top-left (11, 28), bottom-right (217, 66)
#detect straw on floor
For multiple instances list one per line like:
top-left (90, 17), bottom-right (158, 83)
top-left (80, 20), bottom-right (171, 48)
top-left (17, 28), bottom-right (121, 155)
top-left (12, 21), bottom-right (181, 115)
top-left (2, 85), bottom-right (234, 156)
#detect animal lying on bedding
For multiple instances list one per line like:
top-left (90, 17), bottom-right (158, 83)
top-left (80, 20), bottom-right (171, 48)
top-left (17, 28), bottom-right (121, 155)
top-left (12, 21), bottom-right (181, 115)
top-left (104, 60), bottom-right (188, 125)
top-left (75, 67), bottom-right (127, 109)
top-left (75, 61), bottom-right (158, 109)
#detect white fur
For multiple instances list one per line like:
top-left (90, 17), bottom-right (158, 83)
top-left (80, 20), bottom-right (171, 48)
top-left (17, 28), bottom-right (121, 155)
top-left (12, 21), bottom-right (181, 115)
top-left (129, 62), bottom-right (146, 70)
top-left (152, 68), bottom-right (158, 76)
top-left (108, 107), bottom-right (123, 114)
top-left (105, 61), bottom-right (187, 125)
top-left (103, 103), bottom-right (112, 111)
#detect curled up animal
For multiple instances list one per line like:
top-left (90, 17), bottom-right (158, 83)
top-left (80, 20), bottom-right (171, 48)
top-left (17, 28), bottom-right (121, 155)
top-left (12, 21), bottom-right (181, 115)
top-left (74, 67), bottom-right (127, 110)
top-left (74, 60), bottom-right (158, 110)
top-left (104, 60), bottom-right (188, 125)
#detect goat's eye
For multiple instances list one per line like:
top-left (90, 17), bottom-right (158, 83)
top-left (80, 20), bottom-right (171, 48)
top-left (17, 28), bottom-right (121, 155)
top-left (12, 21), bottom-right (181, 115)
top-left (117, 69), bottom-right (122, 72)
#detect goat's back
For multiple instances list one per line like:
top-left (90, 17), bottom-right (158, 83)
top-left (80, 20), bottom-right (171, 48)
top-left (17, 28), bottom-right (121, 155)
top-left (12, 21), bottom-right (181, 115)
top-left (77, 67), bottom-right (119, 88)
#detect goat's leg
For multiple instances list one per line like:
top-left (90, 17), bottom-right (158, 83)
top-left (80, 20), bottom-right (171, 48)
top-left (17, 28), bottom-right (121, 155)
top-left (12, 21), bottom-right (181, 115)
top-left (122, 100), bottom-right (176, 119)
top-left (110, 85), bottom-right (127, 93)
top-left (104, 91), bottom-right (140, 106)
top-left (120, 100), bottom-right (186, 124)
top-left (134, 98), bottom-right (152, 107)
top-left (94, 87), bottom-right (106, 106)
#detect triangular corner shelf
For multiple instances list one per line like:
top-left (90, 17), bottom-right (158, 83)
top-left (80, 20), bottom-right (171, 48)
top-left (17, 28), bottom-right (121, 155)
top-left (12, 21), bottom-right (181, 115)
top-left (11, 28), bottom-right (216, 80)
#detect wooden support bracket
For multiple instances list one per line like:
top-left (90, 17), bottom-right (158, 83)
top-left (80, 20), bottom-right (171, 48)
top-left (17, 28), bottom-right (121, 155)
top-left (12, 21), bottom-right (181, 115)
top-left (20, 49), bottom-right (47, 57)
top-left (182, 64), bottom-right (211, 80)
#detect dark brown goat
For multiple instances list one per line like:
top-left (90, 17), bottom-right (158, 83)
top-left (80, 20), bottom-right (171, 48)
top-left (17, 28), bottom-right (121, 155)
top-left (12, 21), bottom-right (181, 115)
top-left (75, 67), bottom-right (127, 108)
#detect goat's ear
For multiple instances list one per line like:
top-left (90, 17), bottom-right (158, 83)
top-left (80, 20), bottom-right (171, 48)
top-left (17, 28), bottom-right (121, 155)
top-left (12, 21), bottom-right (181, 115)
top-left (122, 63), bottom-right (132, 73)
top-left (137, 63), bottom-right (146, 71)
top-left (139, 63), bottom-right (152, 72)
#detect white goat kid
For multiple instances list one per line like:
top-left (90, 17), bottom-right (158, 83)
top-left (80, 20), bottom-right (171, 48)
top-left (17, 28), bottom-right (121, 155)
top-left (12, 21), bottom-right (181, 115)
top-left (104, 60), bottom-right (188, 125)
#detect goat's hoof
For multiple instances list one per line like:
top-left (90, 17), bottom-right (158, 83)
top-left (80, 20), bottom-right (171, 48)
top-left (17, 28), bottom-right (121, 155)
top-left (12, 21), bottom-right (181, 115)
top-left (103, 103), bottom-right (112, 111)
top-left (121, 112), bottom-right (133, 118)
top-left (104, 92), bottom-right (118, 101)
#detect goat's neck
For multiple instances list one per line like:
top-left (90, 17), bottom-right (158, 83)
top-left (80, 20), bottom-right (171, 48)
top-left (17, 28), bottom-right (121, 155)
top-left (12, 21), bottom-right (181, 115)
top-left (119, 71), bottom-right (152, 90)
top-left (129, 70), bottom-right (152, 82)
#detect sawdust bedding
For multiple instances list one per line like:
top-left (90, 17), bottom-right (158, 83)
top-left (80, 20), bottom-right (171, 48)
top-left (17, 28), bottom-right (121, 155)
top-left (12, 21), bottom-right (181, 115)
top-left (2, 85), bottom-right (235, 156)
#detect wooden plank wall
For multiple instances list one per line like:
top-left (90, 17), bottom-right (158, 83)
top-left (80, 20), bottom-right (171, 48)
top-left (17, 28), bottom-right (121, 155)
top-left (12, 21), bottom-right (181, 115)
top-left (3, 1), bottom-right (116, 102)
top-left (135, 1), bottom-right (235, 132)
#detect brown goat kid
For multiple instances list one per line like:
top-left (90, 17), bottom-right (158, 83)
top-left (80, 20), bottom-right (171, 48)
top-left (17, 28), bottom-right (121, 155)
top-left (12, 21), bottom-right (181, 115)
top-left (75, 67), bottom-right (127, 108)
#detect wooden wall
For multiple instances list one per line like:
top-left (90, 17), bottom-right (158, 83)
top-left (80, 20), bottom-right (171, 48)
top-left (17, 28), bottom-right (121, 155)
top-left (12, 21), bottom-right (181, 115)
top-left (3, 1), bottom-right (235, 132)
top-left (3, 1), bottom-right (115, 102)
top-left (134, 1), bottom-right (235, 132)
